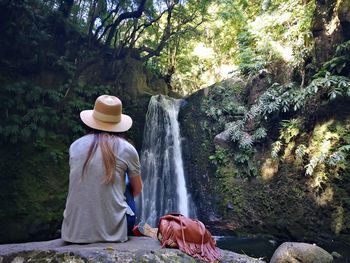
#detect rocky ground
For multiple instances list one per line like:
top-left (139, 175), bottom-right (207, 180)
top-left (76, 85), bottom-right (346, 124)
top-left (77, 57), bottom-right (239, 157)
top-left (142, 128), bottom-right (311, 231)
top-left (0, 237), bottom-right (266, 263)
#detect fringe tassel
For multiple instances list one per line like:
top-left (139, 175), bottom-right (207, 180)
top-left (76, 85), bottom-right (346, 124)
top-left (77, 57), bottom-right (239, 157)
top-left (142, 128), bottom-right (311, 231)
top-left (177, 239), bottom-right (222, 262)
top-left (161, 221), bottom-right (178, 248)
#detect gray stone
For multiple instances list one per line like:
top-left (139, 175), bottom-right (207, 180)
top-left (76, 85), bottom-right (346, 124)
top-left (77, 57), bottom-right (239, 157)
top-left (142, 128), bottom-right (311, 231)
top-left (0, 237), bottom-right (266, 263)
top-left (214, 131), bottom-right (231, 149)
top-left (270, 242), bottom-right (333, 263)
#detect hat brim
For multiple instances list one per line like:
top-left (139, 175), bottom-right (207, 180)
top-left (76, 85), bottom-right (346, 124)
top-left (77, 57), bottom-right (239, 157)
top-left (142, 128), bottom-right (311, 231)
top-left (80, 110), bottom-right (133, 133)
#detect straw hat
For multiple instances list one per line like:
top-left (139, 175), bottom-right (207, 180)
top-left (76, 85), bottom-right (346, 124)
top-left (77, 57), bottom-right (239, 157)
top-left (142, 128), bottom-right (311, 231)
top-left (80, 95), bottom-right (132, 133)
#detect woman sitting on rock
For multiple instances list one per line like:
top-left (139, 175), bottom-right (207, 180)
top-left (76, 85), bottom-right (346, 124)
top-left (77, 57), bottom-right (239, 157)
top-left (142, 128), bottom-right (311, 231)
top-left (61, 95), bottom-right (142, 243)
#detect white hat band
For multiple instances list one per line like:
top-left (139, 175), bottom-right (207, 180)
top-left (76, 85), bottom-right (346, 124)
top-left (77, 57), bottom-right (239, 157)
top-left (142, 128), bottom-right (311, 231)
top-left (93, 110), bottom-right (121, 123)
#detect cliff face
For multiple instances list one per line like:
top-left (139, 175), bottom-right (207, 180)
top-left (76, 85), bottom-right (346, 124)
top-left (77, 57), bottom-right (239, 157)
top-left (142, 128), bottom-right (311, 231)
top-left (180, 80), bottom-right (350, 245)
top-left (179, 0), bottom-right (350, 245)
top-left (180, 88), bottom-right (219, 224)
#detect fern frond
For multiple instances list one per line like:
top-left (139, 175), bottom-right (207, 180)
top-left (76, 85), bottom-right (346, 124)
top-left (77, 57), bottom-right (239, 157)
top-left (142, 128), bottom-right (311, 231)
top-left (253, 127), bottom-right (267, 140)
top-left (239, 132), bottom-right (253, 149)
top-left (295, 144), bottom-right (307, 159)
top-left (271, 141), bottom-right (282, 159)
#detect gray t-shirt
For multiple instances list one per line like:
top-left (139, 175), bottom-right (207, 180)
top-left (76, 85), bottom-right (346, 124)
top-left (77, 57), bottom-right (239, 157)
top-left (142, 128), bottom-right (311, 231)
top-left (61, 134), bottom-right (140, 243)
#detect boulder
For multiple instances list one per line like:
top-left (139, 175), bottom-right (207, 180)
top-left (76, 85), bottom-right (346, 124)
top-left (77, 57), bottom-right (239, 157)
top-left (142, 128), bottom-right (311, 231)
top-left (270, 242), bottom-right (333, 263)
top-left (0, 237), bottom-right (266, 263)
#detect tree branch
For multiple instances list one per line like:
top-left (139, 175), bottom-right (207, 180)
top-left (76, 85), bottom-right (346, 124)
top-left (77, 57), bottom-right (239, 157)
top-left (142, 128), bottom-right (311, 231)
top-left (139, 2), bottom-right (205, 61)
top-left (130, 8), bottom-right (169, 48)
top-left (104, 0), bottom-right (147, 47)
top-left (94, 5), bottom-right (120, 43)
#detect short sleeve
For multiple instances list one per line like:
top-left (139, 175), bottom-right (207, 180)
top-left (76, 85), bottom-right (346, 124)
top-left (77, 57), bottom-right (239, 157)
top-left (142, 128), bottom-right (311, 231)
top-left (125, 144), bottom-right (141, 177)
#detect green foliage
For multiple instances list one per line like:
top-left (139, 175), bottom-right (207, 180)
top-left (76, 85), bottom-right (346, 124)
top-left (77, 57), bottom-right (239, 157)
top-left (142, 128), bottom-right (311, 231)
top-left (295, 144), bottom-right (307, 160)
top-left (0, 141), bottom-right (69, 243)
top-left (209, 144), bottom-right (258, 182)
top-left (0, 81), bottom-right (61, 144)
top-left (204, 38), bottom-right (350, 183)
top-left (0, 80), bottom-right (113, 145)
top-left (323, 40), bottom-right (350, 74)
top-left (271, 117), bottom-right (350, 191)
top-left (232, 147), bottom-right (258, 179)
top-left (265, 41), bottom-right (350, 178)
top-left (204, 90), bottom-right (257, 178)
top-left (0, 78), bottom-right (114, 242)
top-left (209, 147), bottom-right (230, 167)
top-left (271, 118), bottom-right (303, 158)
top-left (236, 31), bottom-right (267, 76)
top-left (203, 83), bottom-right (246, 130)
top-left (325, 122), bottom-right (350, 174)
top-left (304, 122), bottom-right (350, 180)
top-left (1, 0), bottom-right (318, 96)
top-left (202, 82), bottom-right (261, 179)
top-left (279, 119), bottom-right (302, 143)
top-left (271, 140), bottom-right (282, 159)
top-left (56, 56), bottom-right (77, 77)
top-left (144, 60), bottom-right (165, 78)
top-left (221, 40), bottom-right (350, 151)
top-left (310, 40), bottom-right (350, 100)
top-left (212, 0), bottom-right (315, 77)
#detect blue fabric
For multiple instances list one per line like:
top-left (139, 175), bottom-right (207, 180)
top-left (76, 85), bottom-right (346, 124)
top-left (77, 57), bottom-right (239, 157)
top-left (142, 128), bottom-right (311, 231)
top-left (125, 177), bottom-right (136, 236)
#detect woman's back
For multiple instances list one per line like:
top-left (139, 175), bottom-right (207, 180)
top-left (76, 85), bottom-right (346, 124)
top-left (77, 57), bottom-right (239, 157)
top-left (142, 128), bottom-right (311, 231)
top-left (61, 134), bottom-right (140, 243)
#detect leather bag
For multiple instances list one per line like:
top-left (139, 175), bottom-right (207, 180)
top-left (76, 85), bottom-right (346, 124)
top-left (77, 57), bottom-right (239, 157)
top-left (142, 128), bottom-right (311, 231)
top-left (157, 214), bottom-right (222, 262)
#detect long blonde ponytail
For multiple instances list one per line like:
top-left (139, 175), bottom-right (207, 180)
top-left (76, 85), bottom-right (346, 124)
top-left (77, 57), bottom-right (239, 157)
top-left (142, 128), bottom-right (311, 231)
top-left (81, 133), bottom-right (117, 184)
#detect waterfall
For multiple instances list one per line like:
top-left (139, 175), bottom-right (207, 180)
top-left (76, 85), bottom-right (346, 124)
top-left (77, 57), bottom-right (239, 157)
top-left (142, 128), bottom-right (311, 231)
top-left (137, 95), bottom-right (196, 227)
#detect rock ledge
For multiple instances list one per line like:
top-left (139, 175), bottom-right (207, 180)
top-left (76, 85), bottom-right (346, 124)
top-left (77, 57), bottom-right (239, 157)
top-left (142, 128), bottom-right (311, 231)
top-left (0, 237), bottom-right (266, 262)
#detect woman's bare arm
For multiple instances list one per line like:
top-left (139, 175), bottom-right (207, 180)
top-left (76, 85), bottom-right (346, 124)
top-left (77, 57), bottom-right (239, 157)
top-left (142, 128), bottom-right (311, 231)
top-left (129, 175), bottom-right (142, 197)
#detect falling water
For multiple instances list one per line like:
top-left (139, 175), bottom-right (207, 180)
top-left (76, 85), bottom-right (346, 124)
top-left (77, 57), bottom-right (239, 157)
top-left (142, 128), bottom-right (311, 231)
top-left (137, 95), bottom-right (196, 227)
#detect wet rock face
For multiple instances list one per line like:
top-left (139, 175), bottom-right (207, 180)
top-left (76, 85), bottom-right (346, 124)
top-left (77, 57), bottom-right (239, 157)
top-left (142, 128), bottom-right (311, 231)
top-left (0, 238), bottom-right (266, 263)
top-left (179, 88), bottom-right (220, 224)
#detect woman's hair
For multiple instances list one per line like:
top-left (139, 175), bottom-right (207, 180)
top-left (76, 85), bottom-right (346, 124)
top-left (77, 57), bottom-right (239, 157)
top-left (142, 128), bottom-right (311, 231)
top-left (81, 131), bottom-right (119, 184)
